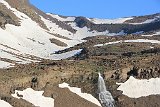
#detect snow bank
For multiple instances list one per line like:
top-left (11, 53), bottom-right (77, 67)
top-left (0, 100), bottom-right (13, 107)
top-left (117, 76), bottom-right (160, 98)
top-left (124, 39), bottom-right (160, 44)
top-left (59, 83), bottom-right (102, 107)
top-left (11, 88), bottom-right (54, 107)
top-left (94, 39), bottom-right (160, 47)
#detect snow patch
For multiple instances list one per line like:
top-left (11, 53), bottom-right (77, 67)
top-left (117, 76), bottom-right (160, 98)
top-left (59, 83), bottom-right (102, 107)
top-left (11, 88), bottom-right (54, 107)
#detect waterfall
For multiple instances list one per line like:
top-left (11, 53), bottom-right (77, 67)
top-left (98, 73), bottom-right (115, 107)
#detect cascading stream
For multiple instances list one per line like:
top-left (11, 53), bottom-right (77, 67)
top-left (98, 73), bottom-right (115, 107)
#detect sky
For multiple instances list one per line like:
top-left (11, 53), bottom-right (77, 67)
top-left (30, 0), bottom-right (160, 19)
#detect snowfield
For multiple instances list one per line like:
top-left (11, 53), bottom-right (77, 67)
top-left (0, 100), bottom-right (13, 107)
top-left (59, 83), bottom-right (102, 107)
top-left (0, 0), bottom-right (83, 68)
top-left (117, 76), bottom-right (160, 98)
top-left (12, 88), bottom-right (54, 107)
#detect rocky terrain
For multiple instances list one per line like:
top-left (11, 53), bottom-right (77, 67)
top-left (0, 0), bottom-right (160, 107)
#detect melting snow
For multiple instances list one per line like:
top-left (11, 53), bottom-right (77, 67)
top-left (11, 88), bottom-right (54, 107)
top-left (117, 76), bottom-right (160, 98)
top-left (59, 83), bottom-right (102, 107)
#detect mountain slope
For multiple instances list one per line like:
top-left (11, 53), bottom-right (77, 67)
top-left (0, 0), bottom-right (160, 69)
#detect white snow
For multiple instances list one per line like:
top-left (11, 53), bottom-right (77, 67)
top-left (59, 83), bottom-right (102, 107)
top-left (124, 39), bottom-right (160, 44)
top-left (87, 17), bottom-right (133, 24)
top-left (0, 100), bottom-right (13, 107)
top-left (117, 76), bottom-right (160, 98)
top-left (11, 88), bottom-right (54, 107)
top-left (0, 60), bottom-right (14, 69)
top-left (94, 39), bottom-right (160, 47)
